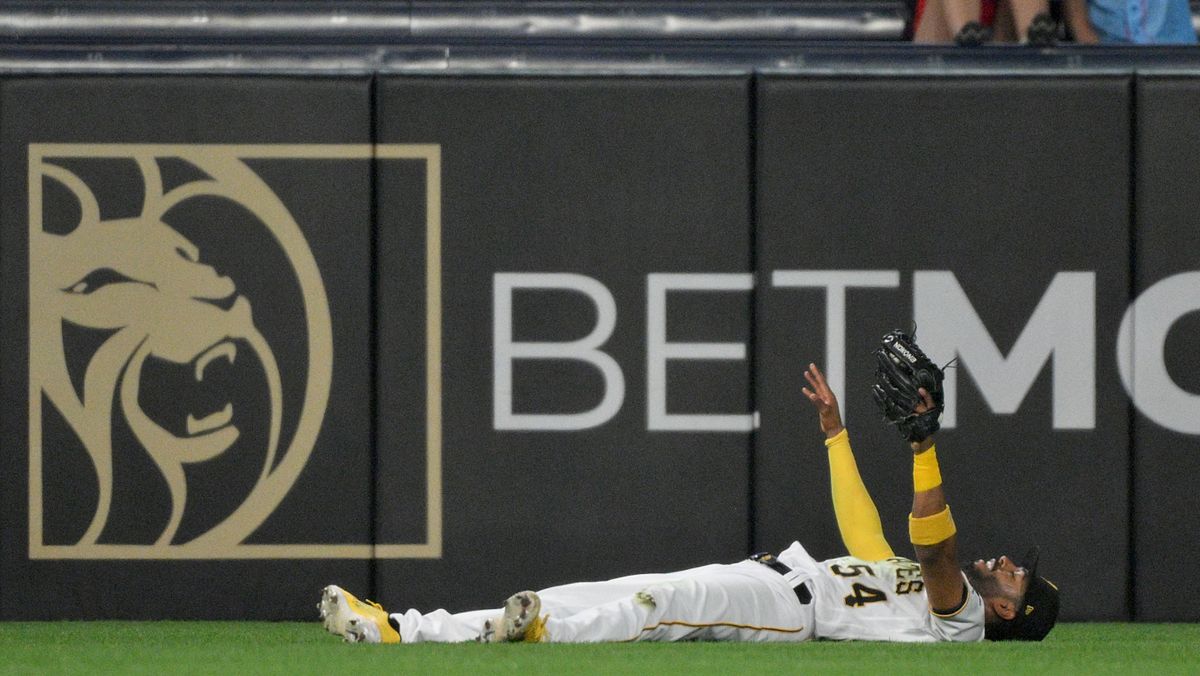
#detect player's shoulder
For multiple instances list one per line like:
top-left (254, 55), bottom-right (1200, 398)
top-left (931, 574), bottom-right (976, 619)
top-left (927, 573), bottom-right (986, 642)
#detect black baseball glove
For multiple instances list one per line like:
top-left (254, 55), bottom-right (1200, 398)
top-left (871, 329), bottom-right (945, 443)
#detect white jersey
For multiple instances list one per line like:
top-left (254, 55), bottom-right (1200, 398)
top-left (777, 542), bottom-right (985, 643)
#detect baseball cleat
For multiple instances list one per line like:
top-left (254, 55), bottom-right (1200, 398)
top-left (317, 584), bottom-right (401, 644)
top-left (478, 591), bottom-right (542, 643)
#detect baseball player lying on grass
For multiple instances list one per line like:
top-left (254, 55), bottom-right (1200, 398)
top-left (318, 330), bottom-right (1060, 645)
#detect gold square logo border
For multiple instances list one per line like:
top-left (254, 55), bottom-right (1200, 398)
top-left (28, 143), bottom-right (442, 560)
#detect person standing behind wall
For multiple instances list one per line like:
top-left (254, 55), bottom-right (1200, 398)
top-left (1062, 0), bottom-right (1198, 44)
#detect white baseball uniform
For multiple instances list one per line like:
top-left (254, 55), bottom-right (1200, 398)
top-left (389, 541), bottom-right (984, 644)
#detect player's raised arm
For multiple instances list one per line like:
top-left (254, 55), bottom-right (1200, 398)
top-left (870, 330), bottom-right (964, 614)
top-left (905, 391), bottom-right (965, 614)
top-left (803, 363), bottom-right (894, 561)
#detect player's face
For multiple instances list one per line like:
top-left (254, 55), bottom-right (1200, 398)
top-left (968, 555), bottom-right (1030, 600)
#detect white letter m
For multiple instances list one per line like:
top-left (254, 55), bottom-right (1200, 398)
top-left (913, 271), bottom-right (1095, 429)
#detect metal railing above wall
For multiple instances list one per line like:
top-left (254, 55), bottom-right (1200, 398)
top-left (3, 42), bottom-right (1200, 75)
top-left (1, 1), bottom-right (1200, 75)
top-left (0, 1), bottom-right (909, 44)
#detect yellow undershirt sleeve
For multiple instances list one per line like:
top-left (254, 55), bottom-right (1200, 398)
top-left (825, 429), bottom-right (895, 561)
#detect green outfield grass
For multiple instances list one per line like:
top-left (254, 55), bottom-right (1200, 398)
top-left (2, 622), bottom-right (1197, 675)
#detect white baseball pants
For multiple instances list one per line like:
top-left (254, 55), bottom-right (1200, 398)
top-left (390, 560), bottom-right (815, 643)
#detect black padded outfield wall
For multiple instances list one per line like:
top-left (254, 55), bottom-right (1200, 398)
top-left (372, 76), bottom-right (754, 616)
top-left (753, 75), bottom-right (1132, 622)
top-left (0, 71), bottom-right (1198, 622)
top-left (1132, 76), bottom-right (1200, 622)
top-left (0, 76), bottom-right (375, 619)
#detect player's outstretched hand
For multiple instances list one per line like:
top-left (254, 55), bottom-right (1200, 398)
top-left (801, 363), bottom-right (845, 439)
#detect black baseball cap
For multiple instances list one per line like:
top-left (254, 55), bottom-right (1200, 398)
top-left (987, 547), bottom-right (1061, 641)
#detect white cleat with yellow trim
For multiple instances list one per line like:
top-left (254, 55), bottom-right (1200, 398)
top-left (478, 590), bottom-right (545, 643)
top-left (317, 584), bottom-right (401, 644)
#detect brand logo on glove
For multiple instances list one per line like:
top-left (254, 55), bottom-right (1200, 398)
top-left (893, 343), bottom-right (917, 363)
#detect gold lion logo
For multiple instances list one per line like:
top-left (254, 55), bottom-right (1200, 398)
top-left (29, 143), bottom-right (443, 560)
top-left (29, 145), bottom-right (334, 557)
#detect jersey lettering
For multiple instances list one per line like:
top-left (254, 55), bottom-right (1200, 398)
top-left (830, 563), bottom-right (876, 577)
top-left (843, 583), bottom-right (888, 607)
top-left (892, 559), bottom-right (925, 595)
